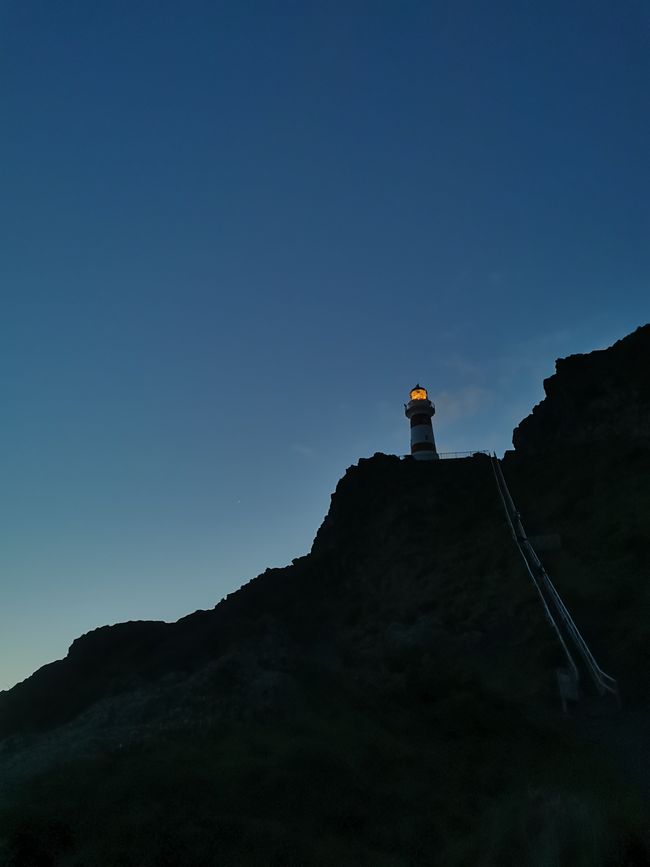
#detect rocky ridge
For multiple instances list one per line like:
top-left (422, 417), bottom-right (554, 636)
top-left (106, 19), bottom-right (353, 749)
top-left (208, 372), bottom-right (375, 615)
top-left (513, 324), bottom-right (650, 453)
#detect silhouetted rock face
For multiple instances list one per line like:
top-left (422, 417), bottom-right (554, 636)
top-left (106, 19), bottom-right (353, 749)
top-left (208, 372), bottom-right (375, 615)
top-left (512, 324), bottom-right (650, 454)
top-left (1, 326), bottom-right (649, 743)
top-left (0, 453), bottom-right (557, 740)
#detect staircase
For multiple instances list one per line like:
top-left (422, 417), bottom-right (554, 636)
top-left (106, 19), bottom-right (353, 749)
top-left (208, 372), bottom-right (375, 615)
top-left (490, 454), bottom-right (620, 713)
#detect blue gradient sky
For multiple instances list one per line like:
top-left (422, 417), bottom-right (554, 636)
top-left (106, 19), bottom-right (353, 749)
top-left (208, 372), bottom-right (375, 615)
top-left (1, 2), bottom-right (648, 690)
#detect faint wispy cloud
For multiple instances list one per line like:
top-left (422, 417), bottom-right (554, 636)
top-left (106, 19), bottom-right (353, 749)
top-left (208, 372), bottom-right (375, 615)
top-left (434, 386), bottom-right (493, 428)
top-left (291, 442), bottom-right (316, 457)
top-left (442, 354), bottom-right (487, 382)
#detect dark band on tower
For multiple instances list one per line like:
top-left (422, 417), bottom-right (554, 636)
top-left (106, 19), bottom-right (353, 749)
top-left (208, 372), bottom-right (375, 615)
top-left (404, 384), bottom-right (439, 460)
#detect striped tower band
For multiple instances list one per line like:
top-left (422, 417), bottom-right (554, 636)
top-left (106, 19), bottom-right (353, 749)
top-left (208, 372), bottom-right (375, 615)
top-left (404, 385), bottom-right (439, 461)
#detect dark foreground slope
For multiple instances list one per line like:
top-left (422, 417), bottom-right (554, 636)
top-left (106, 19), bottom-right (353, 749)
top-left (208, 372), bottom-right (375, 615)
top-left (0, 327), bottom-right (648, 866)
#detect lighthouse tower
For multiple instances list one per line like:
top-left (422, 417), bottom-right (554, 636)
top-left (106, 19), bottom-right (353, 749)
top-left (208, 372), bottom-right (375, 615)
top-left (405, 384), bottom-right (439, 460)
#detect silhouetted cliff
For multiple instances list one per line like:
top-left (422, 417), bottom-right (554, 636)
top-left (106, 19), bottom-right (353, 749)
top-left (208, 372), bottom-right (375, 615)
top-left (513, 324), bottom-right (650, 454)
top-left (0, 454), bottom-right (557, 739)
top-left (0, 327), bottom-right (648, 866)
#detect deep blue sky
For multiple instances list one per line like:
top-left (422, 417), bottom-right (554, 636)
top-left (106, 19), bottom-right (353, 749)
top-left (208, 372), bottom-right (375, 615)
top-left (1, 1), bottom-right (648, 690)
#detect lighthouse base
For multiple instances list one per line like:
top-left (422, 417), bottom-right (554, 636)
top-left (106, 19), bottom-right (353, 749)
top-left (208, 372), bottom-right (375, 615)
top-left (413, 451), bottom-right (439, 461)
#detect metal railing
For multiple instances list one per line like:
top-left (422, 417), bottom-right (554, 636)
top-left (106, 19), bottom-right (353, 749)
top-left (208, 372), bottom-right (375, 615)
top-left (490, 453), bottom-right (619, 704)
top-left (489, 455), bottom-right (580, 685)
top-left (438, 450), bottom-right (491, 459)
top-left (522, 537), bottom-right (619, 699)
top-left (400, 450), bottom-right (491, 460)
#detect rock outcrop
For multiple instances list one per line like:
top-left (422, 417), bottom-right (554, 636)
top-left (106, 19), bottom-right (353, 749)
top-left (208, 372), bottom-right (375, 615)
top-left (512, 324), bottom-right (650, 454)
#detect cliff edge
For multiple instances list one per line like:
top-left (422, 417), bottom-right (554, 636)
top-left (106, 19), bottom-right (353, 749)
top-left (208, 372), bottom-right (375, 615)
top-left (513, 324), bottom-right (650, 454)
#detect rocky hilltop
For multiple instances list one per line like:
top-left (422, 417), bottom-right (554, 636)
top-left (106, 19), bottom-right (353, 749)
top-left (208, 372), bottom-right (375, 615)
top-left (0, 327), bottom-right (648, 867)
top-left (0, 454), bottom-right (554, 740)
top-left (513, 324), bottom-right (650, 453)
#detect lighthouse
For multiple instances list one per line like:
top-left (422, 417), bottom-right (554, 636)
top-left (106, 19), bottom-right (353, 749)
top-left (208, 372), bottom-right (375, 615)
top-left (405, 384), bottom-right (439, 460)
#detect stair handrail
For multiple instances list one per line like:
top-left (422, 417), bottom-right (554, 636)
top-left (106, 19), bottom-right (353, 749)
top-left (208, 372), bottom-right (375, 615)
top-left (489, 455), bottom-right (580, 683)
top-left (492, 454), bottom-right (619, 700)
top-left (530, 553), bottom-right (618, 694)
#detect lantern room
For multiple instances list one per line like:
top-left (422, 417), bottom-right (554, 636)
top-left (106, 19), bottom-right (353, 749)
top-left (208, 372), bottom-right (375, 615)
top-left (409, 385), bottom-right (428, 402)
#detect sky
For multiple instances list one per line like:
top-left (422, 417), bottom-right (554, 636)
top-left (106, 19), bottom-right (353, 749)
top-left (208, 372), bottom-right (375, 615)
top-left (1, 1), bottom-right (649, 691)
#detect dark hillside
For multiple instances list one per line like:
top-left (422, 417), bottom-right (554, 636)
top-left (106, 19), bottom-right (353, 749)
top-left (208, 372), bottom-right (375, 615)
top-left (0, 326), bottom-right (648, 865)
top-left (0, 455), bottom-right (557, 738)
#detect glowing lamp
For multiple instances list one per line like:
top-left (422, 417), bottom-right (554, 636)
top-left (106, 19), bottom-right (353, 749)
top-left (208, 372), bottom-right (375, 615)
top-left (409, 386), bottom-right (428, 401)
